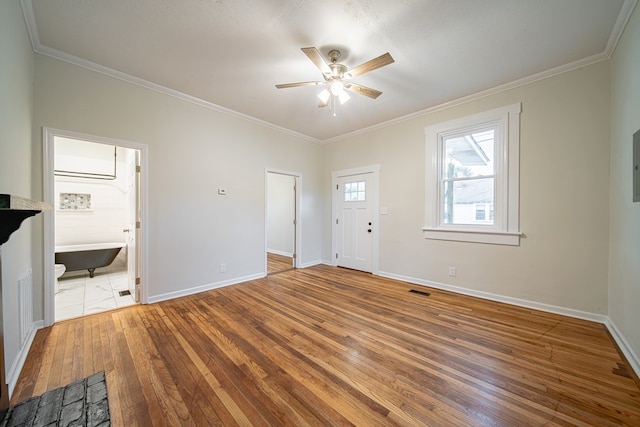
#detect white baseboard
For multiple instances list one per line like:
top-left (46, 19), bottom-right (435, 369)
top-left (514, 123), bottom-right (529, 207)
top-left (7, 319), bottom-right (44, 399)
top-left (297, 259), bottom-right (327, 268)
top-left (379, 271), bottom-right (607, 322)
top-left (10, 267), bottom-right (638, 401)
top-left (378, 270), bottom-right (640, 378)
top-left (147, 273), bottom-right (265, 304)
top-left (267, 249), bottom-right (293, 257)
top-left (605, 318), bottom-right (640, 379)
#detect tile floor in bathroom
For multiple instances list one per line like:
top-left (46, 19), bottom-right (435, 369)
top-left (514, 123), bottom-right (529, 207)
top-left (55, 262), bottom-right (136, 321)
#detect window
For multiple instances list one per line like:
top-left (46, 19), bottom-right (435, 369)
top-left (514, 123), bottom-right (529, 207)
top-left (424, 103), bottom-right (521, 245)
top-left (344, 180), bottom-right (366, 202)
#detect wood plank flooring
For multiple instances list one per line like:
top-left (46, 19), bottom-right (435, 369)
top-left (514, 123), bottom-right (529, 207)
top-left (11, 265), bottom-right (640, 426)
top-left (267, 252), bottom-right (294, 275)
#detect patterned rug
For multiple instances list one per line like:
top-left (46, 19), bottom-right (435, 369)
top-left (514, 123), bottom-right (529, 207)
top-left (1, 371), bottom-right (110, 426)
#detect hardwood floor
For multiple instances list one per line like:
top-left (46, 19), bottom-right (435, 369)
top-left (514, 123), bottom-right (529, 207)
top-left (267, 252), bottom-right (294, 275)
top-left (11, 265), bottom-right (640, 426)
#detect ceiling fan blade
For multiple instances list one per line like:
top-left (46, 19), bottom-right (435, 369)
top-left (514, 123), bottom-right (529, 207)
top-left (318, 99), bottom-right (329, 108)
top-left (301, 47), bottom-right (332, 75)
top-left (347, 52), bottom-right (394, 78)
top-left (275, 81), bottom-right (324, 89)
top-left (345, 83), bottom-right (382, 99)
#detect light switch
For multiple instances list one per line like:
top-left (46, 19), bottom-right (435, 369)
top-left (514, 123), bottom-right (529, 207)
top-left (380, 207), bottom-right (389, 215)
top-left (218, 188), bottom-right (227, 195)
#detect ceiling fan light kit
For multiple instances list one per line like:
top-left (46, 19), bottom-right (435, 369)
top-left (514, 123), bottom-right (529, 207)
top-left (276, 47), bottom-right (394, 116)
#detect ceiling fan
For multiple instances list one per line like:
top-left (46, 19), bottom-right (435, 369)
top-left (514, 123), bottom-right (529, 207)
top-left (276, 47), bottom-right (394, 113)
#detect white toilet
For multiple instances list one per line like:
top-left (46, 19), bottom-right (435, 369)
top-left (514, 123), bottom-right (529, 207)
top-left (54, 264), bottom-right (66, 293)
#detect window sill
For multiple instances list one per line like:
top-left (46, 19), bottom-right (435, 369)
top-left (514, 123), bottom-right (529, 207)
top-left (423, 228), bottom-right (521, 246)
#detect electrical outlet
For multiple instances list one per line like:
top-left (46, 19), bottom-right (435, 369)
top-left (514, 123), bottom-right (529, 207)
top-left (448, 266), bottom-right (456, 277)
top-left (220, 263), bottom-right (226, 273)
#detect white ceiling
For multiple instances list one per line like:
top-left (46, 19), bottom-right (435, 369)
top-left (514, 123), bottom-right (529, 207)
top-left (22, 0), bottom-right (636, 142)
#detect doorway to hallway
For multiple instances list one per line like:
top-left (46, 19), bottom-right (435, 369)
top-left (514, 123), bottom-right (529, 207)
top-left (265, 170), bottom-right (300, 275)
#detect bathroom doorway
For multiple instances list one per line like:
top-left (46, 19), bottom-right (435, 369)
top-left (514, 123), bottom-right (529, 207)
top-left (43, 128), bottom-right (148, 326)
top-left (265, 170), bottom-right (300, 275)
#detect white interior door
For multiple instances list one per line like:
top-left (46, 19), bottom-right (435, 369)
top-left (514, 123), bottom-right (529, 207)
top-left (126, 150), bottom-right (141, 301)
top-left (336, 173), bottom-right (373, 272)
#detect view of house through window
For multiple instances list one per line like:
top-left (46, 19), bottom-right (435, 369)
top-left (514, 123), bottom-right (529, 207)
top-left (442, 127), bottom-right (496, 225)
top-left (344, 181), bottom-right (366, 202)
top-left (424, 103), bottom-right (521, 245)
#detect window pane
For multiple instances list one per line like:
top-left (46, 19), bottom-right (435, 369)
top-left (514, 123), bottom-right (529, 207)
top-left (444, 128), bottom-right (495, 179)
top-left (442, 178), bottom-right (494, 225)
top-left (344, 180), bottom-right (366, 202)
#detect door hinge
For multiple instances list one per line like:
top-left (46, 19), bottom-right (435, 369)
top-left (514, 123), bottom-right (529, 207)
top-left (336, 218), bottom-right (338, 224)
top-left (136, 221), bottom-right (141, 229)
top-left (136, 165), bottom-right (141, 173)
top-left (336, 184), bottom-right (339, 190)
top-left (135, 279), bottom-right (141, 302)
top-left (335, 253), bottom-right (338, 259)
top-left (293, 253), bottom-right (297, 259)
top-left (293, 219), bottom-right (296, 225)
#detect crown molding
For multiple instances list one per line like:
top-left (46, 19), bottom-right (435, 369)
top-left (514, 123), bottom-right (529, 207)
top-left (20, 0), bottom-right (637, 145)
top-left (322, 0), bottom-right (639, 144)
top-left (19, 1), bottom-right (321, 145)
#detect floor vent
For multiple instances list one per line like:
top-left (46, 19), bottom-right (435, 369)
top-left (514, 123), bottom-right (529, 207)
top-left (409, 289), bottom-right (431, 297)
top-left (119, 290), bottom-right (131, 297)
top-left (18, 269), bottom-right (33, 346)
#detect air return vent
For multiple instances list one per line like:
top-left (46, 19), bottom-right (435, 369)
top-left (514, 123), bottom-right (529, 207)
top-left (409, 289), bottom-right (431, 297)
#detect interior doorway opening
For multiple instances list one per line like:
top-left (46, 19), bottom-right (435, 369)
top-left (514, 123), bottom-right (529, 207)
top-left (43, 128), bottom-right (148, 326)
top-left (265, 170), bottom-right (300, 275)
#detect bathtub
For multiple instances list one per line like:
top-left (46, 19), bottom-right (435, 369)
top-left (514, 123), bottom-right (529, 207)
top-left (55, 242), bottom-right (126, 278)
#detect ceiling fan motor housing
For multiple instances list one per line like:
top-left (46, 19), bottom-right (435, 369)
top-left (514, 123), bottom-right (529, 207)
top-left (327, 50), bottom-right (346, 79)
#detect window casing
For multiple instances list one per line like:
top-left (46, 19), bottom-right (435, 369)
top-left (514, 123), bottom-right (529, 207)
top-left (424, 103), bottom-right (521, 245)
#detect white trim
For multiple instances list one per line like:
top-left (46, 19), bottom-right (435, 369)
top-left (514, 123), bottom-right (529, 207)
top-left (605, 318), bottom-right (640, 380)
top-left (606, 0), bottom-right (639, 55)
top-left (19, 0), bottom-right (319, 145)
top-left (422, 228), bottom-right (522, 246)
top-left (424, 104), bottom-right (521, 245)
top-left (298, 259), bottom-right (328, 269)
top-left (147, 273), bottom-right (265, 304)
top-left (379, 271), bottom-right (607, 323)
top-left (331, 165), bottom-right (380, 274)
top-left (265, 168), bottom-right (302, 273)
top-left (9, 271), bottom-right (639, 394)
top-left (323, 0), bottom-right (638, 145)
top-left (19, 0), bottom-right (638, 145)
top-left (43, 127), bottom-right (150, 326)
top-left (7, 320), bottom-right (43, 399)
top-left (378, 269), bottom-right (640, 379)
top-left (267, 249), bottom-right (294, 258)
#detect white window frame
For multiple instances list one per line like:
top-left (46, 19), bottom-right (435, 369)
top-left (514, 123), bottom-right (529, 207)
top-left (424, 103), bottom-right (521, 245)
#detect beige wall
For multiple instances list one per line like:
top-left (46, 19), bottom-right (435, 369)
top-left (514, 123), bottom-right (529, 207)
top-left (323, 61), bottom-right (611, 315)
top-left (33, 55), bottom-right (324, 300)
top-left (4, 0), bottom-right (638, 390)
top-left (609, 4), bottom-right (640, 365)
top-left (0, 0), bottom-right (36, 392)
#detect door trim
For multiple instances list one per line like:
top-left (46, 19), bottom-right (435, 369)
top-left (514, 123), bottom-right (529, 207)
top-left (42, 127), bottom-right (149, 326)
top-left (332, 164), bottom-right (380, 275)
top-left (265, 168), bottom-right (301, 273)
